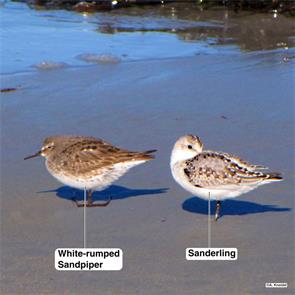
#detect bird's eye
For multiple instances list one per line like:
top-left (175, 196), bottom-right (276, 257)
top-left (188, 145), bottom-right (193, 149)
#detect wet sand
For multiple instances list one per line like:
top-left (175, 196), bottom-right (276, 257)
top-left (1, 52), bottom-right (294, 294)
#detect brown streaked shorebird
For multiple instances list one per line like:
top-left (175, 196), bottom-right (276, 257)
top-left (24, 135), bottom-right (156, 207)
top-left (170, 135), bottom-right (283, 221)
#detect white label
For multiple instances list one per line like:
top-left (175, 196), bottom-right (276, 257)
top-left (186, 248), bottom-right (238, 261)
top-left (265, 283), bottom-right (288, 288)
top-left (55, 248), bottom-right (123, 271)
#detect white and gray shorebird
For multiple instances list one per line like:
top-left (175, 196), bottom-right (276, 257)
top-left (24, 135), bottom-right (156, 207)
top-left (170, 135), bottom-right (283, 221)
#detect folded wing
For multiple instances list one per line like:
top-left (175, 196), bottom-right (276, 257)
top-left (184, 152), bottom-right (282, 188)
top-left (52, 137), bottom-right (155, 175)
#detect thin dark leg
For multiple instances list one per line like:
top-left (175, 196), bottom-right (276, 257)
top-left (87, 190), bottom-right (93, 206)
top-left (214, 201), bottom-right (221, 221)
top-left (73, 191), bottom-right (112, 208)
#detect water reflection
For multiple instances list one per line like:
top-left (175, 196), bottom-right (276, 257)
top-left (95, 3), bottom-right (294, 51)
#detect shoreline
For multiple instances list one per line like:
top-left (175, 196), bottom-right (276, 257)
top-left (2, 1), bottom-right (295, 75)
top-left (1, 46), bottom-right (294, 78)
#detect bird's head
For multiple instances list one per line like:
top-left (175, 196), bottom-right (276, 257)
top-left (170, 134), bottom-right (203, 165)
top-left (24, 137), bottom-right (58, 160)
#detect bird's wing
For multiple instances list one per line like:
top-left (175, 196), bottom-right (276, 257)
top-left (207, 150), bottom-right (268, 170)
top-left (54, 137), bottom-right (153, 175)
top-left (184, 152), bottom-right (276, 189)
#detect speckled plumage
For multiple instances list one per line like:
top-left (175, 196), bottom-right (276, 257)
top-left (183, 151), bottom-right (278, 188)
top-left (170, 135), bottom-right (283, 220)
top-left (25, 136), bottom-right (156, 206)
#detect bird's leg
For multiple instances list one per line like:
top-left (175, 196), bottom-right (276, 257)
top-left (72, 188), bottom-right (89, 207)
top-left (72, 190), bottom-right (87, 207)
top-left (87, 190), bottom-right (93, 206)
top-left (214, 201), bottom-right (221, 221)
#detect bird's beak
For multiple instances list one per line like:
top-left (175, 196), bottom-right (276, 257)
top-left (24, 150), bottom-right (41, 160)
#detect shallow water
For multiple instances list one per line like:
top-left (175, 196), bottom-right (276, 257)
top-left (1, 1), bottom-right (294, 74)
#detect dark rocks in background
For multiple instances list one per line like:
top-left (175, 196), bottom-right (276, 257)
top-left (73, 1), bottom-right (129, 12)
top-left (208, 0), bottom-right (295, 15)
top-left (73, 1), bottom-right (112, 12)
top-left (12, 0), bottom-right (295, 14)
top-left (24, 0), bottom-right (129, 11)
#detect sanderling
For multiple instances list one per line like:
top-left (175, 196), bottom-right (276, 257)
top-left (170, 135), bottom-right (282, 220)
top-left (25, 135), bottom-right (156, 207)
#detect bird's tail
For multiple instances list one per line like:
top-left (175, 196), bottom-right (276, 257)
top-left (138, 149), bottom-right (157, 160)
top-left (266, 172), bottom-right (283, 181)
top-left (144, 149), bottom-right (157, 154)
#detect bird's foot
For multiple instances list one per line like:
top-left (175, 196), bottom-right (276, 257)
top-left (72, 196), bottom-right (112, 208)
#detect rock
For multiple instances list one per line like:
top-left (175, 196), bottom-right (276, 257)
top-left (73, 1), bottom-right (116, 12)
top-left (77, 53), bottom-right (121, 64)
top-left (33, 61), bottom-right (68, 70)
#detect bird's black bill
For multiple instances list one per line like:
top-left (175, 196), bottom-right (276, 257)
top-left (24, 151), bottom-right (41, 160)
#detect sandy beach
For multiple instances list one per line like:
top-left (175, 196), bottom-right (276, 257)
top-left (1, 52), bottom-right (294, 294)
top-left (1, 2), bottom-right (295, 294)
